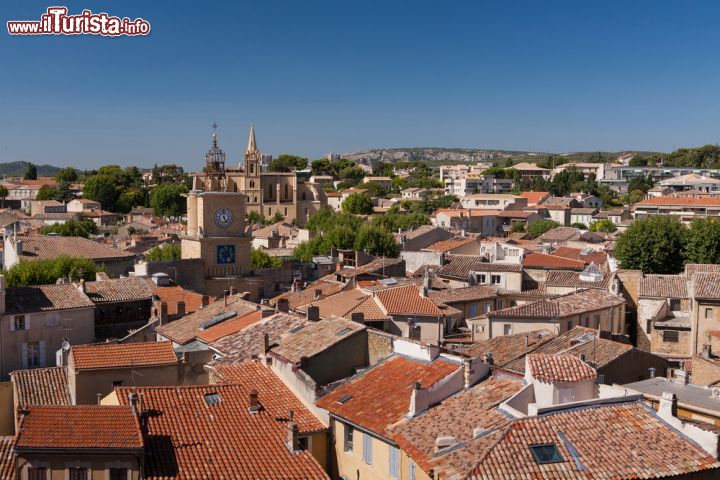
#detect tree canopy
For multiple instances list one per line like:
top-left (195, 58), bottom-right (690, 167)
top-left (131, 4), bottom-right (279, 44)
top-left (35, 185), bottom-right (59, 201)
top-left (684, 218), bottom-right (720, 265)
top-left (615, 216), bottom-right (687, 274)
top-left (144, 244), bottom-right (181, 261)
top-left (56, 167), bottom-right (79, 183)
top-left (342, 193), bottom-right (374, 215)
top-left (4, 256), bottom-right (101, 287)
top-left (41, 219), bottom-right (99, 238)
top-left (251, 249), bottom-right (283, 269)
top-left (268, 154), bottom-right (308, 172)
top-left (527, 219), bottom-right (560, 239)
top-left (23, 163), bottom-right (37, 180)
top-left (149, 183), bottom-right (187, 218)
top-left (83, 165), bottom-right (146, 213)
top-left (589, 219), bottom-right (617, 233)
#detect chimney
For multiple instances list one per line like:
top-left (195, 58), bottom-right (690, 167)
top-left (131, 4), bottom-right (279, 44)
top-left (659, 391), bottom-right (678, 418)
top-left (484, 352), bottom-right (494, 365)
top-left (463, 358), bottom-right (475, 389)
top-left (306, 305), bottom-right (320, 321)
top-left (579, 353), bottom-right (586, 362)
top-left (248, 389), bottom-right (260, 414)
top-left (702, 344), bottom-right (711, 359)
top-left (351, 312), bottom-right (364, 324)
top-left (649, 367), bottom-right (656, 379)
top-left (286, 410), bottom-right (300, 452)
top-left (128, 392), bottom-right (140, 416)
top-left (421, 286), bottom-right (428, 298)
top-left (230, 287), bottom-right (238, 295)
top-left (261, 308), bottom-right (275, 318)
top-left (79, 279), bottom-right (86, 293)
top-left (277, 298), bottom-right (290, 313)
top-left (224, 289), bottom-right (230, 306)
top-left (259, 333), bottom-right (270, 356)
top-left (176, 301), bottom-right (186, 318)
top-left (201, 295), bottom-right (210, 307)
top-left (434, 436), bottom-right (456, 453)
top-left (159, 302), bottom-right (168, 325)
top-left (314, 289), bottom-right (322, 300)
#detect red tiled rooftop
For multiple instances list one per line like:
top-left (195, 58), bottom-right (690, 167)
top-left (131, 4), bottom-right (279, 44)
top-left (195, 310), bottom-right (263, 343)
top-left (0, 437), bottom-right (14, 480)
top-left (522, 252), bottom-right (586, 270)
top-left (375, 284), bottom-right (447, 316)
top-left (527, 353), bottom-right (597, 383)
top-left (423, 237), bottom-right (476, 252)
top-left (15, 405), bottom-right (143, 451)
top-left (70, 341), bottom-right (178, 371)
top-left (636, 196), bottom-right (720, 206)
top-left (117, 379), bottom-right (328, 480)
top-left (519, 191), bottom-right (550, 206)
top-left (11, 366), bottom-right (70, 407)
top-left (316, 355), bottom-right (461, 438)
top-left (149, 282), bottom-right (206, 317)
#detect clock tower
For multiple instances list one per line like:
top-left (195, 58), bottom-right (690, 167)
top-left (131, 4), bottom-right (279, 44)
top-left (181, 126), bottom-right (251, 296)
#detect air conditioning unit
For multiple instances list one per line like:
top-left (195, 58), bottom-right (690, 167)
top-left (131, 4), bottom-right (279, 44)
top-left (711, 387), bottom-right (720, 399)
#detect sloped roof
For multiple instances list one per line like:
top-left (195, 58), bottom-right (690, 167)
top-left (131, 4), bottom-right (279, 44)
top-left (297, 288), bottom-right (371, 319)
top-left (423, 237), bottom-right (476, 253)
top-left (70, 341), bottom-right (178, 371)
top-left (458, 330), bottom-right (555, 365)
top-left (489, 290), bottom-right (625, 320)
top-left (522, 252), bottom-right (586, 270)
top-left (0, 437), bottom-right (14, 480)
top-left (316, 355), bottom-right (461, 438)
top-left (375, 284), bottom-right (447, 316)
top-left (429, 285), bottom-right (500, 304)
top-left (15, 405), bottom-right (143, 451)
top-left (5, 284), bottom-right (95, 314)
top-left (335, 257), bottom-right (404, 279)
top-left (271, 279), bottom-right (347, 309)
top-left (694, 272), bottom-right (720, 299)
top-left (148, 282), bottom-right (206, 317)
top-left (84, 277), bottom-right (154, 303)
top-left (640, 274), bottom-right (688, 298)
top-left (195, 310), bottom-right (264, 344)
top-left (11, 366), bottom-right (71, 407)
top-left (16, 236), bottom-right (135, 261)
top-left (469, 402), bottom-right (720, 479)
top-left (117, 381), bottom-right (328, 480)
top-left (271, 318), bottom-right (365, 363)
top-left (545, 269), bottom-right (611, 290)
top-left (435, 255), bottom-right (522, 279)
top-left (527, 353), bottom-right (597, 382)
top-left (519, 191), bottom-right (550, 205)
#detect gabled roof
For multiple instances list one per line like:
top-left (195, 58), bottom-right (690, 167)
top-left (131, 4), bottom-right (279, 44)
top-left (375, 284), bottom-right (447, 316)
top-left (489, 290), bottom-right (625, 320)
top-left (5, 284), bottom-right (95, 314)
top-left (297, 288), bottom-right (371, 319)
top-left (640, 274), bottom-right (688, 298)
top-left (0, 437), bottom-right (14, 480)
top-left (148, 282), bottom-right (206, 317)
top-left (458, 330), bottom-right (555, 365)
top-left (685, 263), bottom-right (720, 279)
top-left (500, 327), bottom-right (633, 374)
top-left (211, 312), bottom-right (310, 364)
top-left (252, 221), bottom-right (298, 239)
top-left (84, 277), bottom-right (154, 303)
top-left (70, 341), bottom-right (178, 371)
top-left (545, 269), bottom-right (611, 290)
top-left (117, 379), bottom-right (328, 480)
top-left (15, 405), bottom-right (143, 451)
top-left (316, 355), bottom-right (461, 438)
top-left (423, 236), bottom-right (477, 253)
top-left (271, 279), bottom-right (347, 309)
top-left (11, 366), bottom-right (71, 407)
top-left (390, 374), bottom-right (524, 477)
top-left (195, 310), bottom-right (263, 344)
top-left (468, 402), bottom-right (720, 479)
top-left (527, 353), bottom-right (597, 382)
top-left (335, 257), bottom-right (404, 279)
top-left (155, 294), bottom-right (259, 345)
top-left (429, 285), bottom-right (500, 304)
top-left (694, 272), bottom-right (720, 299)
top-left (271, 318), bottom-right (365, 364)
top-left (435, 255), bottom-right (522, 280)
top-left (16, 236), bottom-right (135, 261)
top-left (522, 252), bottom-right (585, 270)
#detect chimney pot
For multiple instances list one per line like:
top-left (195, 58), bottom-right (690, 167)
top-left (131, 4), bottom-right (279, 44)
top-left (351, 312), bottom-right (365, 324)
top-left (307, 305), bottom-right (320, 321)
top-left (201, 295), bottom-right (210, 307)
top-left (649, 367), bottom-right (656, 379)
top-left (314, 289), bottom-right (322, 300)
top-left (277, 298), bottom-right (290, 313)
top-left (248, 389), bottom-right (260, 413)
top-left (160, 302), bottom-right (168, 325)
top-left (176, 301), bottom-right (186, 318)
top-left (224, 289), bottom-right (230, 306)
top-left (259, 333), bottom-right (270, 356)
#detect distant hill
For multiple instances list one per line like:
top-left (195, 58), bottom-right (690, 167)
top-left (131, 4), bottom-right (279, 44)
top-left (341, 148), bottom-right (660, 168)
top-left (0, 161), bottom-right (61, 177)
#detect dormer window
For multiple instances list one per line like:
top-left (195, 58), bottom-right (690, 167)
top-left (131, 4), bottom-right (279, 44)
top-left (204, 392), bottom-right (222, 406)
top-left (529, 444), bottom-right (563, 464)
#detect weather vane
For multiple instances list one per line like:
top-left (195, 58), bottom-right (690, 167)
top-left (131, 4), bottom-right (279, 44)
top-left (212, 121), bottom-right (218, 130)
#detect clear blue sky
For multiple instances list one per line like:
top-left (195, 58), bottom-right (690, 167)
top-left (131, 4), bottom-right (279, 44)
top-left (2, 0), bottom-right (720, 170)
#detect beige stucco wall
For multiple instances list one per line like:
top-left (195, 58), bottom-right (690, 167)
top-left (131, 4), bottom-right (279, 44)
top-left (0, 381), bottom-right (13, 435)
top-left (16, 454), bottom-right (141, 480)
top-left (489, 305), bottom-right (623, 339)
top-left (333, 419), bottom-right (397, 480)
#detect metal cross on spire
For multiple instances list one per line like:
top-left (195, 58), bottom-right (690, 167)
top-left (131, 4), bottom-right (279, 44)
top-left (212, 121), bottom-right (218, 130)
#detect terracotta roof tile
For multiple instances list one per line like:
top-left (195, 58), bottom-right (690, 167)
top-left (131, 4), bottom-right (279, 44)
top-left (335, 257), bottom-right (404, 279)
top-left (527, 353), bottom-right (597, 382)
top-left (316, 355), bottom-right (461, 438)
top-left (195, 310), bottom-right (263, 343)
top-left (552, 246), bottom-right (608, 267)
top-left (519, 191), bottom-right (550, 206)
top-left (375, 284), bottom-right (447, 316)
top-left (16, 235), bottom-right (135, 261)
top-left (545, 269), bottom-right (611, 290)
top-left (211, 312), bottom-right (311, 364)
top-left (298, 289), bottom-right (371, 319)
top-left (0, 437), bottom-right (14, 480)
top-left (346, 296), bottom-right (388, 322)
top-left (423, 237), bottom-right (476, 253)
top-left (272, 279), bottom-right (347, 309)
top-left (636, 196), bottom-right (720, 206)
top-left (693, 272), bottom-right (720, 299)
top-left (155, 294), bottom-right (259, 345)
top-left (84, 277), bottom-right (154, 303)
top-left (429, 285), bottom-right (500, 304)
top-left (271, 318), bottom-right (365, 363)
top-left (15, 405), bottom-right (143, 450)
top-left (5, 284), bottom-right (95, 314)
top-left (11, 366), bottom-right (70, 407)
top-left (639, 274), bottom-right (688, 298)
top-left (489, 289), bottom-right (625, 320)
top-left (523, 252), bottom-right (586, 270)
top-left (469, 402), bottom-right (720, 479)
top-left (211, 361), bottom-right (326, 434)
top-left (685, 263), bottom-right (720, 279)
top-left (116, 381), bottom-right (328, 480)
top-left (148, 282), bottom-right (205, 317)
top-left (70, 341), bottom-right (178, 370)
top-left (459, 330), bottom-right (555, 365)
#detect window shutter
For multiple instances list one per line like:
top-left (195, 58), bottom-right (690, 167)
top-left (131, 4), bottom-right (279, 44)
top-left (409, 461), bottom-right (416, 480)
top-left (389, 446), bottom-right (399, 478)
top-left (20, 343), bottom-right (28, 370)
top-left (363, 433), bottom-right (372, 464)
top-left (39, 341), bottom-right (46, 367)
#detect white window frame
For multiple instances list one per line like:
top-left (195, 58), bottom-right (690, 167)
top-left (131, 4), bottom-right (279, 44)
top-left (389, 445), bottom-right (400, 479)
top-left (363, 432), bottom-right (372, 465)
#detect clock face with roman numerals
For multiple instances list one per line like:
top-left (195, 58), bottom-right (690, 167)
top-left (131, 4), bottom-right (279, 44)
top-left (214, 207), bottom-right (233, 228)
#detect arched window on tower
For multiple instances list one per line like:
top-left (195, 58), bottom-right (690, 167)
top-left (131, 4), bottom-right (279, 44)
top-left (250, 164), bottom-right (254, 174)
top-left (284, 184), bottom-right (289, 200)
top-left (268, 183), bottom-right (273, 199)
top-left (301, 192), bottom-right (306, 201)
top-left (250, 180), bottom-right (255, 189)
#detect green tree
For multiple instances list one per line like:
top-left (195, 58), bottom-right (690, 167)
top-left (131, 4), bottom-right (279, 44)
top-left (4, 256), bottom-right (100, 287)
top-left (41, 219), bottom-right (99, 238)
top-left (628, 175), bottom-right (654, 194)
top-left (527, 220), bottom-right (560, 239)
top-left (268, 154), bottom-right (308, 172)
top-left (354, 224), bottom-right (399, 257)
top-left (363, 182), bottom-right (388, 198)
top-left (247, 211), bottom-right (263, 225)
top-left (144, 244), bottom-right (181, 261)
top-left (149, 183), bottom-right (187, 218)
top-left (589, 219), bottom-right (617, 233)
top-left (342, 193), bottom-right (374, 215)
top-left (571, 222), bottom-right (587, 229)
top-left (311, 158), bottom-right (332, 176)
top-left (35, 185), bottom-right (59, 201)
top-left (685, 218), bottom-right (720, 265)
top-left (510, 221), bottom-right (526, 233)
top-left (271, 211), bottom-right (285, 223)
top-left (24, 163), bottom-right (37, 180)
top-left (56, 167), bottom-right (78, 183)
top-left (251, 249), bottom-right (283, 269)
top-left (615, 216), bottom-right (686, 274)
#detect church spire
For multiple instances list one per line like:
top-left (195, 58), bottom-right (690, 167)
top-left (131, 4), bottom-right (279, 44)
top-left (246, 124), bottom-right (259, 156)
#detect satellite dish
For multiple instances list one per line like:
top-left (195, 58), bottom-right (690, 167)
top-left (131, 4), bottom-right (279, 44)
top-left (61, 340), bottom-right (71, 351)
